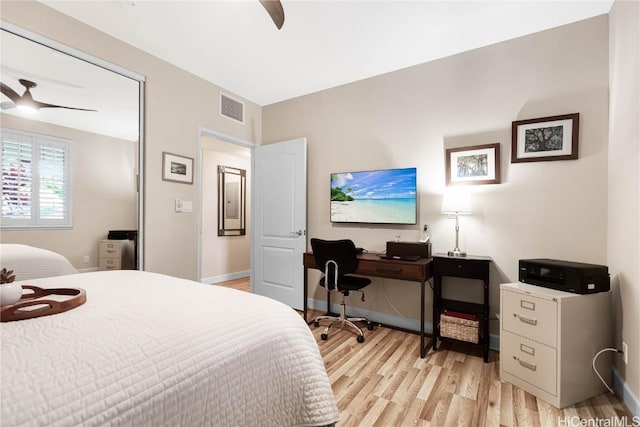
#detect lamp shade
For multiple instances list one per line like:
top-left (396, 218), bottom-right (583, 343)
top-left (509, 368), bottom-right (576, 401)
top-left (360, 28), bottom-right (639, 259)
top-left (442, 191), bottom-right (472, 214)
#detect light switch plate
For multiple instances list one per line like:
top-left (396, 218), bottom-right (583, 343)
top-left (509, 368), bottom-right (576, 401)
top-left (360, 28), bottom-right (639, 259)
top-left (175, 199), bottom-right (183, 212)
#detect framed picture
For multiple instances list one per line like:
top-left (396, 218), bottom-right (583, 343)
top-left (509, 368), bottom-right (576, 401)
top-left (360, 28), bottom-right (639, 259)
top-left (511, 113), bottom-right (579, 163)
top-left (162, 152), bottom-right (193, 184)
top-left (445, 143), bottom-right (501, 186)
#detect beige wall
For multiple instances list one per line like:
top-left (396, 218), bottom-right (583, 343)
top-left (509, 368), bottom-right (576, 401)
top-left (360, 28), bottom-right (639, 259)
top-left (0, 1), bottom-right (262, 279)
top-left (608, 0), bottom-right (640, 405)
top-left (263, 16), bottom-right (610, 334)
top-left (201, 137), bottom-right (251, 281)
top-left (1, 114), bottom-right (136, 269)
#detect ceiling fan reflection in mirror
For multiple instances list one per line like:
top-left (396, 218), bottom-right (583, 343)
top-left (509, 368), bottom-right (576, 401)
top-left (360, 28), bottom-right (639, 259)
top-left (259, 0), bottom-right (285, 30)
top-left (1, 79), bottom-right (97, 114)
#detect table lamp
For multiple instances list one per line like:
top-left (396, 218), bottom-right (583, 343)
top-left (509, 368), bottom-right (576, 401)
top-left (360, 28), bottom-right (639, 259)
top-left (442, 191), bottom-right (472, 257)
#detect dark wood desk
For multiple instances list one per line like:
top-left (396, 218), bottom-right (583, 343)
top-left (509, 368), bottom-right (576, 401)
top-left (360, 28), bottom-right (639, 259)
top-left (303, 252), bottom-right (433, 357)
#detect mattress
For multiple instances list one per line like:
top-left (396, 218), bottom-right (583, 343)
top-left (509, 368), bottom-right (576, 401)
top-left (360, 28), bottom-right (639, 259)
top-left (0, 244), bottom-right (78, 280)
top-left (0, 270), bottom-right (339, 427)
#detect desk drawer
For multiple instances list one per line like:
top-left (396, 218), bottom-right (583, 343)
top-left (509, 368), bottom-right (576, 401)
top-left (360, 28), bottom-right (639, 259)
top-left (357, 259), bottom-right (424, 280)
top-left (434, 257), bottom-right (489, 280)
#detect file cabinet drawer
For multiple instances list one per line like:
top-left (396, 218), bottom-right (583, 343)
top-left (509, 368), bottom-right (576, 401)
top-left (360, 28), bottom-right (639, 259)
top-left (99, 241), bottom-right (123, 257)
top-left (502, 288), bottom-right (557, 347)
top-left (501, 330), bottom-right (557, 396)
top-left (99, 257), bottom-right (121, 270)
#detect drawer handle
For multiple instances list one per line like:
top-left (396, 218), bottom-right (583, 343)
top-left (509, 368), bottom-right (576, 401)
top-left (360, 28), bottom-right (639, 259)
top-left (515, 357), bottom-right (537, 371)
top-left (514, 314), bottom-right (538, 326)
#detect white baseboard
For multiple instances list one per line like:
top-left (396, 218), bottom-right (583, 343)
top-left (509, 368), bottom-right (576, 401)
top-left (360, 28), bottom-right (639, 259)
top-left (78, 267), bottom-right (99, 273)
top-left (201, 270), bottom-right (250, 285)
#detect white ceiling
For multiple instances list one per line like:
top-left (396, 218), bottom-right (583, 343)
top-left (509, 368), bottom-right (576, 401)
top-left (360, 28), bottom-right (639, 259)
top-left (40, 0), bottom-right (614, 107)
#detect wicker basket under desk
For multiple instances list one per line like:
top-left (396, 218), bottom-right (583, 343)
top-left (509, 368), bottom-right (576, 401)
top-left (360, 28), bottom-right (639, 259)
top-left (440, 313), bottom-right (479, 344)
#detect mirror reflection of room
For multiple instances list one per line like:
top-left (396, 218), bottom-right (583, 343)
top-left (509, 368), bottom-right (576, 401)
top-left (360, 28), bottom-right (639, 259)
top-left (218, 165), bottom-right (246, 236)
top-left (0, 27), bottom-right (142, 272)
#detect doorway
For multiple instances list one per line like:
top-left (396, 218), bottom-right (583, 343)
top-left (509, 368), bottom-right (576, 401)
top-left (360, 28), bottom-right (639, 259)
top-left (197, 128), bottom-right (253, 284)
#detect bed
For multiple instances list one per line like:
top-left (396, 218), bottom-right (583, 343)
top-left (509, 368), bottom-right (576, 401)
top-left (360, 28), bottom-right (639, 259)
top-left (0, 270), bottom-right (339, 427)
top-left (0, 244), bottom-right (78, 280)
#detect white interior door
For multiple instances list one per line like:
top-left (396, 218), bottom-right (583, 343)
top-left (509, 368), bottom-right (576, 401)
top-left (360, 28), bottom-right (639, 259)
top-left (252, 138), bottom-right (307, 309)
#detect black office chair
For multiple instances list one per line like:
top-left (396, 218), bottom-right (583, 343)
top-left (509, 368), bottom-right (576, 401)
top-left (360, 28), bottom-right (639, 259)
top-left (310, 238), bottom-right (373, 343)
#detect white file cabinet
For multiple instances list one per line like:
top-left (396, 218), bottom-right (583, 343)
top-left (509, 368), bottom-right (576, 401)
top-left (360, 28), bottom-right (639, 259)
top-left (99, 239), bottom-right (135, 271)
top-left (500, 282), bottom-right (611, 408)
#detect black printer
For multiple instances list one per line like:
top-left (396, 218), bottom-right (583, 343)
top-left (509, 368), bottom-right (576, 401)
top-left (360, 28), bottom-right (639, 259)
top-left (518, 258), bottom-right (610, 294)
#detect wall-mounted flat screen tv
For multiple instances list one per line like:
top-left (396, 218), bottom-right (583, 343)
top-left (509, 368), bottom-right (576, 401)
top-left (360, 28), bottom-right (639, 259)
top-left (330, 167), bottom-right (417, 224)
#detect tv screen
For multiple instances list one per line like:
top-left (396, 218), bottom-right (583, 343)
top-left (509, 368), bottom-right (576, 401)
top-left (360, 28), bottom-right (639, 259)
top-left (330, 167), bottom-right (417, 224)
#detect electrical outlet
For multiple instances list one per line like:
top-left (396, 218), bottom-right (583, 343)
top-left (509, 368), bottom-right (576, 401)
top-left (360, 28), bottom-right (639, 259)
top-left (622, 342), bottom-right (628, 365)
top-left (83, 255), bottom-right (90, 263)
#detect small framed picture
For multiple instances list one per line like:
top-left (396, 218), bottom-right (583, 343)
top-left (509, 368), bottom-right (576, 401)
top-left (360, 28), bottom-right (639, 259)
top-left (162, 152), bottom-right (193, 184)
top-left (445, 143), bottom-right (501, 186)
top-left (511, 113), bottom-right (579, 163)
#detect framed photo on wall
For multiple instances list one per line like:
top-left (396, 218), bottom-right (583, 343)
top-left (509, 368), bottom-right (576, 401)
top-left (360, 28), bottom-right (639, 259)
top-left (445, 143), bottom-right (501, 186)
top-left (162, 152), bottom-right (193, 184)
top-left (511, 113), bottom-right (579, 163)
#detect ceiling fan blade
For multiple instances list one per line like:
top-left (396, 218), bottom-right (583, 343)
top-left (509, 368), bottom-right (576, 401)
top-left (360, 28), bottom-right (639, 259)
top-left (259, 0), bottom-right (285, 30)
top-left (1, 101), bottom-right (16, 110)
top-left (1, 82), bottom-right (21, 103)
top-left (34, 100), bottom-right (97, 112)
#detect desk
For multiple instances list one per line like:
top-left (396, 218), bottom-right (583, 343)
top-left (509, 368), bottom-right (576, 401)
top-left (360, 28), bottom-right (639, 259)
top-left (432, 254), bottom-right (492, 362)
top-left (303, 252), bottom-right (433, 357)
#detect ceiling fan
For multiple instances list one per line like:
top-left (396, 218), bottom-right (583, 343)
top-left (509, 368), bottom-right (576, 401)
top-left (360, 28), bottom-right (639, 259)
top-left (259, 0), bottom-right (285, 30)
top-left (1, 79), bottom-right (97, 113)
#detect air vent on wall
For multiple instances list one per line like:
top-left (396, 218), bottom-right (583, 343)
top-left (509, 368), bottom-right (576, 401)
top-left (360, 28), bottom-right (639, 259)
top-left (220, 93), bottom-right (244, 124)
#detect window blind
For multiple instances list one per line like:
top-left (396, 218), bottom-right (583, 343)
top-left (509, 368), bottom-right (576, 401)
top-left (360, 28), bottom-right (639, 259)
top-left (1, 128), bottom-right (71, 228)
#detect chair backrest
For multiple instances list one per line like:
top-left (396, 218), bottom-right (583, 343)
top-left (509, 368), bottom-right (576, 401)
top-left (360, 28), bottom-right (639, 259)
top-left (310, 238), bottom-right (359, 290)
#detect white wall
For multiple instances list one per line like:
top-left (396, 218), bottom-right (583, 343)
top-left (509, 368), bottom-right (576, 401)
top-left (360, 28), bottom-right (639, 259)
top-left (201, 136), bottom-right (251, 281)
top-left (608, 0), bottom-right (640, 409)
top-left (263, 16), bottom-right (610, 335)
top-left (1, 113), bottom-right (137, 269)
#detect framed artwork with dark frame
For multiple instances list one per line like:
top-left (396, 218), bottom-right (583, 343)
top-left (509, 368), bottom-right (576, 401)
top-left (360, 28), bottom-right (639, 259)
top-left (445, 143), bottom-right (501, 186)
top-left (162, 152), bottom-right (193, 184)
top-left (511, 113), bottom-right (579, 163)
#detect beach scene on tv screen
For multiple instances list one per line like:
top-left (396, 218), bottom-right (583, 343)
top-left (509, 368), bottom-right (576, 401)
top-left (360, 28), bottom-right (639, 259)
top-left (331, 168), bottom-right (417, 224)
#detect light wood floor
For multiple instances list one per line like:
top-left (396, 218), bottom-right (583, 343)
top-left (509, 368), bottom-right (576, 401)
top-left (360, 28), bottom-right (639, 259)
top-left (218, 278), bottom-right (633, 426)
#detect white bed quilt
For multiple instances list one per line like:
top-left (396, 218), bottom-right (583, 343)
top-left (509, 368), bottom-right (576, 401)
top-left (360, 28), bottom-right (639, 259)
top-left (1, 271), bottom-right (339, 427)
top-left (0, 244), bottom-right (78, 280)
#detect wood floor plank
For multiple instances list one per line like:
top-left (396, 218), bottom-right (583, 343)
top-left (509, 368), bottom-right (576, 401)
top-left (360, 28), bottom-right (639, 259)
top-left (218, 278), bottom-right (634, 426)
top-left (484, 380), bottom-right (502, 427)
top-left (444, 393), bottom-right (477, 427)
top-left (499, 381), bottom-right (514, 427)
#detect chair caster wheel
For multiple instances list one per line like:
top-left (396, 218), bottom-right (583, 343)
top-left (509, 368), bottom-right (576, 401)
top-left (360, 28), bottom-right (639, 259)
top-left (321, 333), bottom-right (328, 340)
top-left (367, 322), bottom-right (374, 330)
top-left (357, 335), bottom-right (365, 343)
top-left (313, 321), bottom-right (319, 327)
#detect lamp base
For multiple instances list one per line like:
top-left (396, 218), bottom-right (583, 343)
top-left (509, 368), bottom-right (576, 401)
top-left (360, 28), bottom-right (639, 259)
top-left (447, 249), bottom-right (467, 257)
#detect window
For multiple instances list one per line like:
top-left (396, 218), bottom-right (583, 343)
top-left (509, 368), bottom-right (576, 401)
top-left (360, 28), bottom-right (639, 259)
top-left (1, 128), bottom-right (72, 229)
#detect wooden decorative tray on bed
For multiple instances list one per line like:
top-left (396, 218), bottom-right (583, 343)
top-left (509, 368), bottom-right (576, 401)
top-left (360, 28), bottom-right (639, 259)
top-left (1, 285), bottom-right (86, 322)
